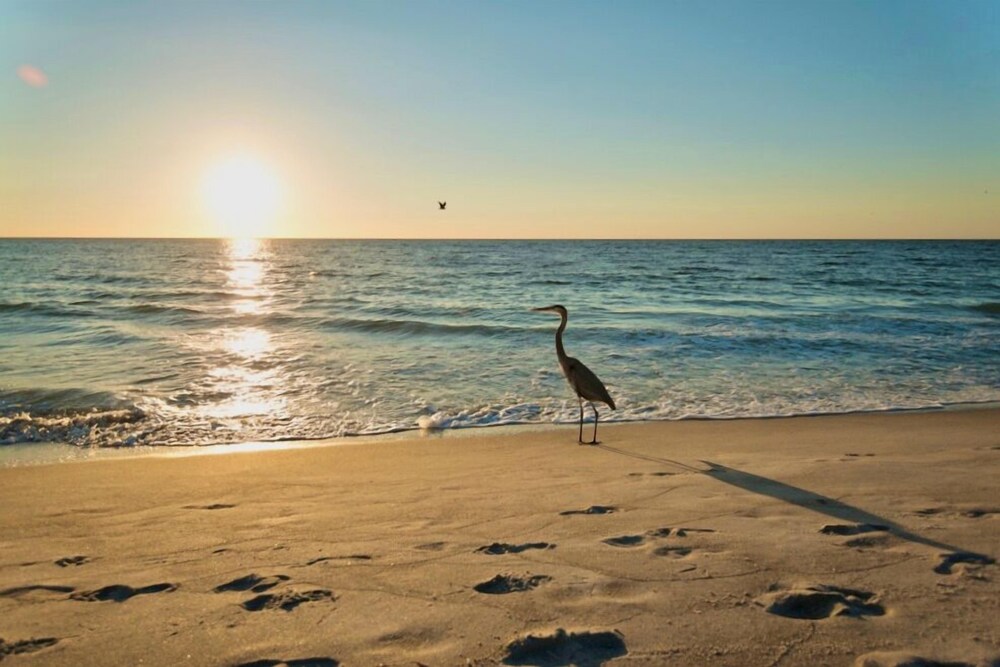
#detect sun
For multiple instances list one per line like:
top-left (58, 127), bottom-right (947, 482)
top-left (201, 154), bottom-right (283, 238)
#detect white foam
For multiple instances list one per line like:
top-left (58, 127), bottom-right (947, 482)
top-left (416, 412), bottom-right (452, 430)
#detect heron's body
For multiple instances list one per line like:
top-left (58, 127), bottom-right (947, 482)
top-left (533, 305), bottom-right (615, 444)
top-left (560, 355), bottom-right (615, 407)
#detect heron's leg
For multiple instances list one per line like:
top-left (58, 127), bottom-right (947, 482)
top-left (589, 403), bottom-right (599, 445)
top-left (577, 397), bottom-right (584, 444)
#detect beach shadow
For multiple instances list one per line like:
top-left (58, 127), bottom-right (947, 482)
top-left (596, 444), bottom-right (704, 474)
top-left (700, 460), bottom-right (994, 568)
top-left (593, 444), bottom-right (994, 571)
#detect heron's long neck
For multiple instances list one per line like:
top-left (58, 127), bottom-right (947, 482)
top-left (555, 312), bottom-right (568, 362)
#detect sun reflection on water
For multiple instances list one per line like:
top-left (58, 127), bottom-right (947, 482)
top-left (227, 259), bottom-right (264, 289)
top-left (232, 300), bottom-right (264, 315)
top-left (196, 239), bottom-right (287, 423)
top-left (203, 363), bottom-right (280, 418)
top-left (227, 237), bottom-right (264, 261)
top-left (226, 239), bottom-right (270, 315)
top-left (221, 327), bottom-right (272, 359)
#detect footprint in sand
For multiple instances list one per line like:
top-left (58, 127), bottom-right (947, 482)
top-left (415, 542), bottom-right (446, 551)
top-left (652, 546), bottom-right (692, 558)
top-left (756, 583), bottom-right (885, 619)
top-left (933, 552), bottom-right (995, 576)
top-left (241, 589), bottom-right (335, 612)
top-left (560, 505), bottom-right (617, 516)
top-left (820, 524), bottom-right (894, 550)
top-left (232, 659), bottom-right (339, 667)
top-left (476, 542), bottom-right (555, 555)
top-left (627, 472), bottom-right (675, 478)
top-left (853, 650), bottom-right (985, 667)
top-left (212, 573), bottom-right (336, 612)
top-left (183, 503), bottom-right (236, 510)
top-left (54, 555), bottom-right (90, 567)
top-left (503, 628), bottom-right (627, 666)
top-left (915, 507), bottom-right (999, 519)
top-left (602, 527), bottom-right (715, 549)
top-left (474, 573), bottom-right (552, 595)
top-left (0, 637), bottom-right (60, 658)
top-left (214, 574), bottom-right (290, 594)
top-left (71, 583), bottom-right (177, 603)
top-left (603, 535), bottom-right (647, 548)
top-left (915, 507), bottom-right (945, 517)
top-left (843, 535), bottom-right (893, 549)
top-left (819, 523), bottom-right (890, 536)
top-left (602, 528), bottom-right (671, 547)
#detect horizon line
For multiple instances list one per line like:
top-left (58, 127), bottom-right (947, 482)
top-left (1, 236), bottom-right (998, 242)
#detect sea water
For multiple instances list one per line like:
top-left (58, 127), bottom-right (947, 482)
top-left (1, 239), bottom-right (998, 450)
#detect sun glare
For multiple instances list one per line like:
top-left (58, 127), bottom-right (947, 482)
top-left (201, 155), bottom-right (283, 238)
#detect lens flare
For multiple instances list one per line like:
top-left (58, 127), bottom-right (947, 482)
top-left (17, 64), bottom-right (48, 88)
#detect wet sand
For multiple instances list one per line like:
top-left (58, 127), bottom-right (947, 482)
top-left (1, 410), bottom-right (998, 666)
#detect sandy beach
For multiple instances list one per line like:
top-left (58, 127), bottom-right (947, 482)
top-left (1, 409), bottom-right (998, 666)
top-left (7, 1), bottom-right (999, 664)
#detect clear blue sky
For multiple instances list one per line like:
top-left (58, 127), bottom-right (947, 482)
top-left (2, 0), bottom-right (998, 238)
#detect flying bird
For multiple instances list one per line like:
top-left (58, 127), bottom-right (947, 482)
top-left (438, 201), bottom-right (447, 210)
top-left (532, 305), bottom-right (615, 444)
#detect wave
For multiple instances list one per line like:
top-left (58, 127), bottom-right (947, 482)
top-left (403, 398), bottom-right (1000, 437)
top-left (89, 273), bottom-right (150, 286)
top-left (320, 316), bottom-right (521, 337)
top-left (0, 387), bottom-right (134, 414)
top-left (673, 265), bottom-right (723, 275)
top-left (0, 301), bottom-right (53, 314)
top-left (168, 289), bottom-right (245, 302)
top-left (0, 388), bottom-right (148, 447)
top-left (970, 302), bottom-right (1000, 316)
top-left (122, 303), bottom-right (207, 316)
top-left (0, 301), bottom-right (98, 318)
top-left (0, 408), bottom-right (147, 446)
top-left (52, 272), bottom-right (149, 286)
top-left (4, 389), bottom-right (997, 449)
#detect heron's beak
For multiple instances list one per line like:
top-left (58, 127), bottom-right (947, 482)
top-left (531, 305), bottom-right (556, 312)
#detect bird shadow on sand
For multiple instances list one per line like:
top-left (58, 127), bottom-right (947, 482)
top-left (700, 460), bottom-right (994, 570)
top-left (594, 444), bottom-right (994, 570)
top-left (596, 444), bottom-right (704, 474)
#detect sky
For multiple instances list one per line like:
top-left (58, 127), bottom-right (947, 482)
top-left (2, 0), bottom-right (998, 239)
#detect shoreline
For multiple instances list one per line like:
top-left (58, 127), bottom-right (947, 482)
top-left (1, 408), bottom-right (998, 665)
top-left (4, 399), bottom-right (999, 469)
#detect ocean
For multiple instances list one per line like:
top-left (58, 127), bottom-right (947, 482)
top-left (1, 239), bottom-right (998, 452)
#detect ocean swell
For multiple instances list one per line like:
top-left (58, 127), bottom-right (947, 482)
top-left (1, 238), bottom-right (997, 452)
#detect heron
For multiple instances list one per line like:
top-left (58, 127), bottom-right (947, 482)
top-left (438, 201), bottom-right (447, 210)
top-left (532, 305), bottom-right (615, 444)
